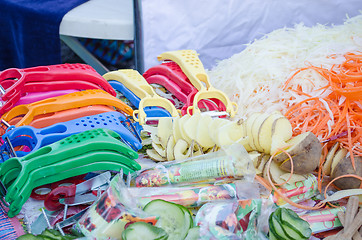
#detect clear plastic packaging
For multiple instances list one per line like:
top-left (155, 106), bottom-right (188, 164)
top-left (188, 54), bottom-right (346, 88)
top-left (128, 143), bottom-right (255, 187)
top-left (194, 198), bottom-right (275, 239)
top-left (74, 174), bottom-right (158, 240)
top-left (130, 180), bottom-right (261, 208)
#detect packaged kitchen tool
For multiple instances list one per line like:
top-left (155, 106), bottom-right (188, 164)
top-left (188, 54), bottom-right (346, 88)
top-left (157, 50), bottom-right (238, 117)
top-left (1, 89), bottom-right (133, 127)
top-left (194, 199), bottom-right (273, 239)
top-left (273, 174), bottom-right (319, 207)
top-left (103, 69), bottom-right (180, 125)
top-left (128, 143), bottom-right (255, 187)
top-left (75, 174), bottom-right (158, 240)
top-left (129, 180), bottom-right (261, 208)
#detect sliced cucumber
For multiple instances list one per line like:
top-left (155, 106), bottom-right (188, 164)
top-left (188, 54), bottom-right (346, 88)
top-left (268, 229), bottom-right (279, 240)
top-left (282, 224), bottom-right (303, 240)
top-left (143, 199), bottom-right (192, 240)
top-left (185, 227), bottom-right (200, 240)
top-left (269, 213), bottom-right (288, 240)
top-left (121, 222), bottom-right (168, 240)
top-left (280, 208), bottom-right (311, 239)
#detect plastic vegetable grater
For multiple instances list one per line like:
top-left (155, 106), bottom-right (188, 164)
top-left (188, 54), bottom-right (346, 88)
top-left (1, 89), bottom-right (134, 127)
top-left (0, 63), bottom-right (116, 101)
top-left (157, 50), bottom-right (238, 117)
top-left (1, 111), bottom-right (142, 157)
top-left (143, 61), bottom-right (224, 115)
top-left (103, 69), bottom-right (180, 125)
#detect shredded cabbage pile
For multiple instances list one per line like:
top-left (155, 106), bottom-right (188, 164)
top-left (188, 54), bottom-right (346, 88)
top-left (208, 14), bottom-right (362, 119)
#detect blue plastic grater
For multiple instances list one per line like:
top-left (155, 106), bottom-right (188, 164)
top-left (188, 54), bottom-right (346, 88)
top-left (1, 111), bottom-right (142, 160)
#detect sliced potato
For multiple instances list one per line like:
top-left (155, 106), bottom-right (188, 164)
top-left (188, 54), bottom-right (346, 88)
top-left (331, 154), bottom-right (362, 189)
top-left (173, 139), bottom-right (191, 160)
top-left (179, 114), bottom-right (192, 144)
top-left (157, 117), bottom-right (174, 147)
top-left (248, 151), bottom-right (262, 169)
top-left (263, 161), bottom-right (290, 185)
top-left (183, 113), bottom-right (201, 142)
top-left (258, 154), bottom-right (270, 173)
top-left (251, 112), bottom-right (270, 152)
top-left (330, 148), bottom-right (348, 175)
top-left (216, 120), bottom-right (244, 147)
top-left (274, 132), bottom-right (322, 174)
top-left (270, 117), bottom-right (293, 155)
top-left (190, 140), bottom-right (203, 157)
top-left (172, 116), bottom-right (182, 142)
top-left (245, 113), bottom-right (261, 151)
top-left (209, 118), bottom-right (229, 145)
top-left (258, 112), bottom-right (284, 154)
top-left (323, 142), bottom-right (340, 176)
top-left (150, 133), bottom-right (162, 145)
top-left (152, 142), bottom-right (166, 158)
top-left (195, 114), bottom-right (215, 149)
top-left (146, 149), bottom-right (167, 162)
top-left (165, 135), bottom-right (176, 161)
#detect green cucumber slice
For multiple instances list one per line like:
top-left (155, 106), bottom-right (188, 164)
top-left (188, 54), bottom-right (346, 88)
top-left (121, 222), bottom-right (168, 240)
top-left (280, 208), bottom-right (311, 239)
top-left (185, 227), bottom-right (200, 240)
top-left (143, 199), bottom-right (191, 240)
top-left (269, 213), bottom-right (288, 240)
top-left (268, 229), bottom-right (279, 240)
top-left (283, 224), bottom-right (304, 240)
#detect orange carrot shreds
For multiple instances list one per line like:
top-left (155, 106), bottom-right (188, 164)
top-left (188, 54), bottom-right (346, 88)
top-left (282, 52), bottom-right (362, 188)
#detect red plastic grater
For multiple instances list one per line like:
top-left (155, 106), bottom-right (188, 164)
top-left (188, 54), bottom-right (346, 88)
top-left (143, 61), bottom-right (224, 115)
top-left (0, 64), bottom-right (116, 101)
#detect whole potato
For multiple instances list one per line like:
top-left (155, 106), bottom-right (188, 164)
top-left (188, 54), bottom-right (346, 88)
top-left (331, 155), bottom-right (362, 190)
top-left (273, 132), bottom-right (322, 174)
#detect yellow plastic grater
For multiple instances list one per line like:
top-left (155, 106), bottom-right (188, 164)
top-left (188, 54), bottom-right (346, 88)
top-left (103, 69), bottom-right (180, 125)
top-left (157, 50), bottom-right (238, 118)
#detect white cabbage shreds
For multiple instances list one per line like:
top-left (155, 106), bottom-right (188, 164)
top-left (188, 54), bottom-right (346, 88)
top-left (208, 14), bottom-right (362, 119)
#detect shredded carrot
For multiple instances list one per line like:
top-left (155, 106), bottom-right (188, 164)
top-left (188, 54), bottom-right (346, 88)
top-left (283, 52), bottom-right (362, 172)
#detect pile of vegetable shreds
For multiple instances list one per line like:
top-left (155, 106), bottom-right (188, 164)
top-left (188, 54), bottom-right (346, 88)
top-left (283, 51), bottom-right (362, 194)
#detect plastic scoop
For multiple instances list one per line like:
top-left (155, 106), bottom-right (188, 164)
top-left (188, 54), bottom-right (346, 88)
top-left (0, 128), bottom-right (139, 190)
top-left (103, 69), bottom-right (180, 125)
top-left (1, 89), bottom-right (134, 127)
top-left (157, 50), bottom-right (238, 117)
top-left (6, 152), bottom-right (137, 217)
top-left (2, 111), bottom-right (143, 155)
top-left (0, 63), bottom-right (116, 101)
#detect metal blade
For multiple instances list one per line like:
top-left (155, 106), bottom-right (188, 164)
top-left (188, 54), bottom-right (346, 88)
top-left (59, 192), bottom-right (98, 206)
top-left (74, 171), bottom-right (111, 195)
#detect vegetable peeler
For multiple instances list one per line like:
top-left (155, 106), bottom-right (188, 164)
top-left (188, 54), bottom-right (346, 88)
top-left (103, 69), bottom-right (180, 125)
top-left (108, 80), bottom-right (171, 130)
top-left (1, 111), bottom-right (143, 158)
top-left (0, 128), bottom-right (140, 217)
top-left (1, 89), bottom-right (134, 127)
top-left (43, 171), bottom-right (111, 211)
top-left (143, 61), bottom-right (223, 115)
top-left (0, 63), bottom-right (116, 102)
top-left (157, 50), bottom-right (238, 117)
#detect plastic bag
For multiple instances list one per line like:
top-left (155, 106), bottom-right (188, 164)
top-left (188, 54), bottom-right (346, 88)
top-left (128, 143), bottom-right (255, 187)
top-left (74, 174), bottom-right (158, 240)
